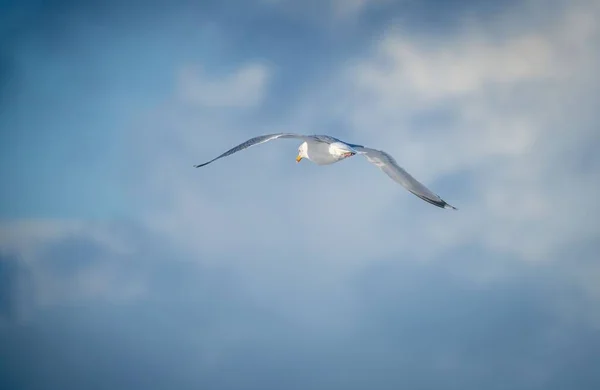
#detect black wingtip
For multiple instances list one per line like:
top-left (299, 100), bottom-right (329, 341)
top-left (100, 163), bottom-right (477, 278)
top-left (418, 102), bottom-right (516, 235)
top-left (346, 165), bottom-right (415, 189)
top-left (415, 193), bottom-right (458, 210)
top-left (442, 200), bottom-right (458, 210)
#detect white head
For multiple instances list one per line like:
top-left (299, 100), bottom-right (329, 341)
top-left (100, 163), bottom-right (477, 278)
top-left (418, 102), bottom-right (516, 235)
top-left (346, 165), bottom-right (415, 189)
top-left (296, 142), bottom-right (309, 163)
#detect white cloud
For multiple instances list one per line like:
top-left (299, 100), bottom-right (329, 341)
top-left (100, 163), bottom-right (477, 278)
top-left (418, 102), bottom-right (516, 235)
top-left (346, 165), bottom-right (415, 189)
top-left (353, 34), bottom-right (556, 103)
top-left (330, 0), bottom-right (391, 19)
top-left (129, 0), bottom-right (600, 274)
top-left (0, 220), bottom-right (144, 310)
top-left (259, 0), bottom-right (391, 21)
top-left (0, 219), bottom-right (134, 260)
top-left (177, 62), bottom-right (271, 108)
top-left (329, 0), bottom-right (600, 261)
top-left (3, 0), bottom-right (599, 317)
top-left (0, 219), bottom-right (83, 255)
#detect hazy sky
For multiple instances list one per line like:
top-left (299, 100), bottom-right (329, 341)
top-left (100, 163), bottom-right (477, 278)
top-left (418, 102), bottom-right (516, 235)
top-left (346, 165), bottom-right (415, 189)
top-left (1, 0), bottom-right (600, 389)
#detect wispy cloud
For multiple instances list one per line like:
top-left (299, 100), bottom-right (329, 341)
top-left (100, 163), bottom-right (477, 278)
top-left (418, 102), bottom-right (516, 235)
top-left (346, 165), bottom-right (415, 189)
top-left (3, 0), bottom-right (597, 322)
top-left (2, 0), bottom-right (600, 389)
top-left (177, 62), bottom-right (272, 108)
top-left (259, 0), bottom-right (391, 21)
top-left (332, 0), bottom-right (600, 260)
top-left (130, 0), bottom-right (600, 268)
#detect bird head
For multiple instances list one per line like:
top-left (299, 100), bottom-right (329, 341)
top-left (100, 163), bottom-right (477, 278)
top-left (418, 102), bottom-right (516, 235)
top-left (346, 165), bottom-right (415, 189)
top-left (296, 142), bottom-right (308, 163)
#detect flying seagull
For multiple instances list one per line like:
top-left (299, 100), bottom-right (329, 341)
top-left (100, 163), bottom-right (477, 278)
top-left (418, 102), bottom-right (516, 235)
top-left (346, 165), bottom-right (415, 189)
top-left (194, 133), bottom-right (457, 210)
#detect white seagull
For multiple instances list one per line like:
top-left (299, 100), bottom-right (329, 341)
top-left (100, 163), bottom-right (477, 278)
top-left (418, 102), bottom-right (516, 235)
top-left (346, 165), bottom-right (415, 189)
top-left (194, 133), bottom-right (457, 210)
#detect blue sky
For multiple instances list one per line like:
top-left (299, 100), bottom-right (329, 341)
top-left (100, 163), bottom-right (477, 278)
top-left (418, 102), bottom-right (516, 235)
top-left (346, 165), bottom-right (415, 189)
top-left (1, 0), bottom-right (600, 389)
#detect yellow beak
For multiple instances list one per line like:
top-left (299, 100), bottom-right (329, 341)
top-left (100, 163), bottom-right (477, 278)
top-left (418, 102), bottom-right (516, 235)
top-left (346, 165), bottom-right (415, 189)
top-left (296, 154), bottom-right (303, 163)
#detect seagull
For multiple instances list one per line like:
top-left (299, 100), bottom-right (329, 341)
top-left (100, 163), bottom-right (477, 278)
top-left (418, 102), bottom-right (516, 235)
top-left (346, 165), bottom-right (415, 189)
top-left (194, 133), bottom-right (457, 210)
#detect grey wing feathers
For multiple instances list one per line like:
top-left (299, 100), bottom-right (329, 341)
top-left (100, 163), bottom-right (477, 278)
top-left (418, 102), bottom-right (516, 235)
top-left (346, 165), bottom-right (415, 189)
top-left (312, 135), bottom-right (344, 144)
top-left (354, 146), bottom-right (457, 210)
top-left (193, 133), bottom-right (307, 168)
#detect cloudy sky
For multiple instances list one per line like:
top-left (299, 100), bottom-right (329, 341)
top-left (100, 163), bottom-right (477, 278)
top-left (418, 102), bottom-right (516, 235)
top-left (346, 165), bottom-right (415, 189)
top-left (1, 0), bottom-right (600, 388)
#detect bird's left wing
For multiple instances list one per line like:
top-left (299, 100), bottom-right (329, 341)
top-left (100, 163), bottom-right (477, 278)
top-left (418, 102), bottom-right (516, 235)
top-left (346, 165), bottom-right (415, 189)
top-left (194, 133), bottom-right (310, 168)
top-left (352, 145), bottom-right (457, 210)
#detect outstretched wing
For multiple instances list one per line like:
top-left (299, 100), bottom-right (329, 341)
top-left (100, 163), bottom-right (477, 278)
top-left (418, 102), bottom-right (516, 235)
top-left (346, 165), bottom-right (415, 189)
top-left (353, 146), bottom-right (457, 210)
top-left (194, 133), bottom-right (311, 168)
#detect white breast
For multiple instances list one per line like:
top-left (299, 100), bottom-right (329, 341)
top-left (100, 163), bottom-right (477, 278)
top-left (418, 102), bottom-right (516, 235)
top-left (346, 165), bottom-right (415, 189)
top-left (328, 142), bottom-right (355, 159)
top-left (305, 141), bottom-right (341, 165)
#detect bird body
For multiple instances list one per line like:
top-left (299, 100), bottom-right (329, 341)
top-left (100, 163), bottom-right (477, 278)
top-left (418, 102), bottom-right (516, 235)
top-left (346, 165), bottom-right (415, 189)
top-left (194, 133), bottom-right (457, 210)
top-left (299, 140), bottom-right (356, 165)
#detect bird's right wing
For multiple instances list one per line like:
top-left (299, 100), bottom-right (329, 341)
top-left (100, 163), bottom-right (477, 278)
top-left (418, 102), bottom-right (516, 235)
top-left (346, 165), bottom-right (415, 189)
top-left (194, 133), bottom-right (311, 168)
top-left (353, 146), bottom-right (457, 209)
